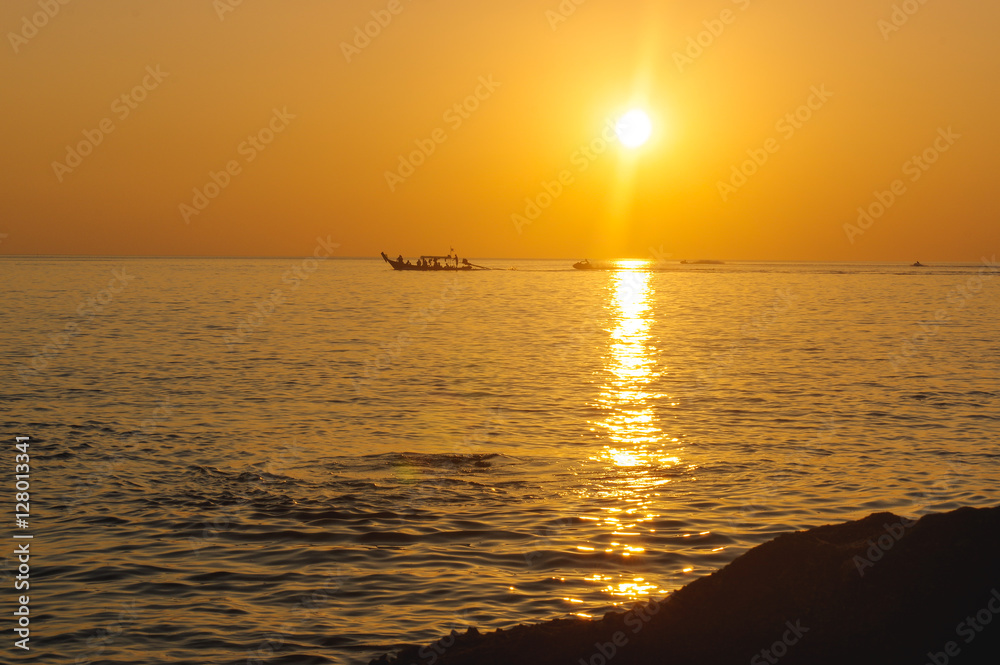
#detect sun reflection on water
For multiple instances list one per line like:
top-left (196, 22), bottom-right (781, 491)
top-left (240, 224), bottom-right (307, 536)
top-left (577, 261), bottom-right (684, 603)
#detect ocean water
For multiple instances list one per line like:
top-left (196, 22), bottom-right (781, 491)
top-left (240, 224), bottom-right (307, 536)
top-left (2, 256), bottom-right (999, 664)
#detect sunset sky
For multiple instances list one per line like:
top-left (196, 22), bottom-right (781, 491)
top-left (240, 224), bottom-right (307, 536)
top-left (2, 0), bottom-right (998, 261)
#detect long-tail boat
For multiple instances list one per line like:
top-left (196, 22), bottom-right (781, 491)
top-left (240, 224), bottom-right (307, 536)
top-left (381, 252), bottom-right (488, 271)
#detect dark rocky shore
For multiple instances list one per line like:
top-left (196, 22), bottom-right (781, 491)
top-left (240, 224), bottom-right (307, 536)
top-left (370, 505), bottom-right (1000, 665)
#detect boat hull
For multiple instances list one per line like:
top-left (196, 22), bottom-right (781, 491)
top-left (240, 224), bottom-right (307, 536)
top-left (381, 252), bottom-right (475, 271)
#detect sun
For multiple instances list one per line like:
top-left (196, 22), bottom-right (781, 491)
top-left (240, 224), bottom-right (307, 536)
top-left (615, 109), bottom-right (652, 149)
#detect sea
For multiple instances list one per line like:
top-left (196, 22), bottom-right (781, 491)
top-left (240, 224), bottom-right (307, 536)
top-left (2, 256), bottom-right (999, 664)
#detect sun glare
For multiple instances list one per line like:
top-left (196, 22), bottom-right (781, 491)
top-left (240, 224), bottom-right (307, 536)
top-left (615, 109), bottom-right (652, 148)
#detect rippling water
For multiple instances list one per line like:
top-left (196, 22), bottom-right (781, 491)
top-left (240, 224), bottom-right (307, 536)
top-left (2, 257), bottom-right (999, 664)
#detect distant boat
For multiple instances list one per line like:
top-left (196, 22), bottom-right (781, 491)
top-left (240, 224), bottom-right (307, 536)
top-left (572, 259), bottom-right (618, 270)
top-left (381, 252), bottom-right (488, 271)
top-left (680, 259), bottom-right (725, 265)
top-left (912, 261), bottom-right (926, 267)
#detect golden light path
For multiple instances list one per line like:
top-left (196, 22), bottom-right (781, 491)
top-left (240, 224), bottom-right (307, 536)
top-left (573, 260), bottom-right (687, 611)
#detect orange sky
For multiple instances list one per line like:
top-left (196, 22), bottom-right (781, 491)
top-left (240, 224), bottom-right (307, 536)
top-left (1, 0), bottom-right (998, 261)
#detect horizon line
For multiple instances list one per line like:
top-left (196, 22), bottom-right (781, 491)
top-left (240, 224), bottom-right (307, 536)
top-left (0, 254), bottom-right (990, 264)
